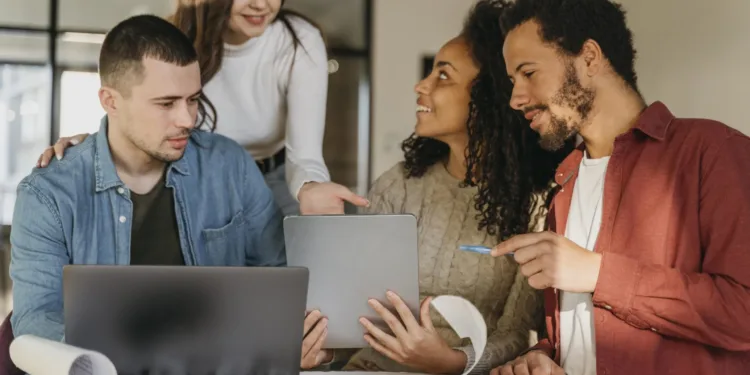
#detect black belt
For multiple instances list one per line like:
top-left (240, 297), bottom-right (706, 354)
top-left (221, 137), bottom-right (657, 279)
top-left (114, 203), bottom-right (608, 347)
top-left (256, 148), bottom-right (285, 174)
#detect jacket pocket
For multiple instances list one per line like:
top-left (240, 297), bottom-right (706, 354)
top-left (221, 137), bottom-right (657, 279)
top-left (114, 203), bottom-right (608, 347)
top-left (201, 210), bottom-right (246, 266)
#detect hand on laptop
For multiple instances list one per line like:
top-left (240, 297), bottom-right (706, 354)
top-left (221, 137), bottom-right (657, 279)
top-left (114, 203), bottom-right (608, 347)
top-left (359, 292), bottom-right (467, 374)
top-left (301, 310), bottom-right (332, 369)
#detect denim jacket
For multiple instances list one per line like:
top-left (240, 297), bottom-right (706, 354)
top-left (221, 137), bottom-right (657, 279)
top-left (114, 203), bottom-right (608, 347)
top-left (9, 118), bottom-right (286, 341)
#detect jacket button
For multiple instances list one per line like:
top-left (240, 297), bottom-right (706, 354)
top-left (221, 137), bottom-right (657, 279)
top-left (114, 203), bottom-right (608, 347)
top-left (119, 216), bottom-right (127, 223)
top-left (117, 187), bottom-right (125, 194)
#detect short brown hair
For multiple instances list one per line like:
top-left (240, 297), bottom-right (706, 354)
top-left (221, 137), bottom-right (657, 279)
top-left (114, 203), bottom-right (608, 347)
top-left (99, 14), bottom-right (198, 96)
top-left (98, 14), bottom-right (216, 131)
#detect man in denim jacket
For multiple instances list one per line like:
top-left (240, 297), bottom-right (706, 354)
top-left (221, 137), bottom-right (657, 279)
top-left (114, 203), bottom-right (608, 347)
top-left (9, 15), bottom-right (285, 341)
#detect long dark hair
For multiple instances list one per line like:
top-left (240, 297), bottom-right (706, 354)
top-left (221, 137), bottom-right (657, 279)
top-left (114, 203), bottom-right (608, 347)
top-left (169, 0), bottom-right (323, 85)
top-left (402, 0), bottom-right (572, 240)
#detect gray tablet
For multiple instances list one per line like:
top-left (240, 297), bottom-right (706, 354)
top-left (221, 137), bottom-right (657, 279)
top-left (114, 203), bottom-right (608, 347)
top-left (283, 214), bottom-right (420, 348)
top-left (63, 265), bottom-right (308, 374)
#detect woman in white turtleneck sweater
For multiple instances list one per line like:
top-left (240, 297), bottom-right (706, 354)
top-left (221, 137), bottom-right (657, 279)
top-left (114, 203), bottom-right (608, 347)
top-left (173, 0), bottom-right (370, 217)
top-left (200, 9), bottom-right (328, 216)
top-left (39, 0), bottom-right (368, 218)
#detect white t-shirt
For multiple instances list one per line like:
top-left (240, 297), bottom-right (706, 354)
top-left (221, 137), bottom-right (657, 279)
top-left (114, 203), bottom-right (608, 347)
top-left (203, 15), bottom-right (331, 198)
top-left (560, 152), bottom-right (610, 375)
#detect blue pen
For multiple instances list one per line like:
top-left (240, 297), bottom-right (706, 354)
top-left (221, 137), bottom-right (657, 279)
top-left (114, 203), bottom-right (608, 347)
top-left (459, 245), bottom-right (514, 256)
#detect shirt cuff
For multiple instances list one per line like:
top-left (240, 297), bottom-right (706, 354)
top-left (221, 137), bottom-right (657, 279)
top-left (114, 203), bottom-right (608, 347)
top-left (293, 179), bottom-right (319, 202)
top-left (592, 252), bottom-right (643, 326)
top-left (291, 172), bottom-right (329, 201)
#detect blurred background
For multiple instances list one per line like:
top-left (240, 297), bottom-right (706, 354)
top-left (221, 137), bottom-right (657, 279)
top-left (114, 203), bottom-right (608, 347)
top-left (0, 0), bottom-right (749, 317)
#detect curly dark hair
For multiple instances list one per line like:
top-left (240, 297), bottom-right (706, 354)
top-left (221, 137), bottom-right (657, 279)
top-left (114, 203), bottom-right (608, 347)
top-left (401, 0), bottom-right (572, 241)
top-left (401, 136), bottom-right (449, 178)
top-left (500, 0), bottom-right (640, 94)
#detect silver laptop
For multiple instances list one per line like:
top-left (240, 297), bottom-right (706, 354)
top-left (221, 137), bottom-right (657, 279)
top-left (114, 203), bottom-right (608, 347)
top-left (63, 265), bottom-right (308, 375)
top-left (284, 214), bottom-right (420, 348)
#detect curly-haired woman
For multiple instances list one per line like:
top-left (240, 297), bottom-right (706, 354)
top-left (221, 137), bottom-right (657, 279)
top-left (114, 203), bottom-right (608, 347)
top-left (339, 1), bottom-right (572, 374)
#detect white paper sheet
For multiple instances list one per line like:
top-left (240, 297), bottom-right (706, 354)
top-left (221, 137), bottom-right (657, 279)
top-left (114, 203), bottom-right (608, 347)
top-left (10, 335), bottom-right (116, 375)
top-left (430, 295), bottom-right (488, 375)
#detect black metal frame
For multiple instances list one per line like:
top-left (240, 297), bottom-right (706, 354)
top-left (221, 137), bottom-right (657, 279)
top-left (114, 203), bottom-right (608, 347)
top-left (364, 0), bottom-right (374, 188)
top-left (49, 0), bottom-right (60, 144)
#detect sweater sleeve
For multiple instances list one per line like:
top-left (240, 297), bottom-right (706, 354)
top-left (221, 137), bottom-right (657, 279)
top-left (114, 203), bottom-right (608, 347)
top-left (458, 193), bottom-right (548, 372)
top-left (279, 18), bottom-right (332, 199)
top-left (456, 267), bottom-right (544, 374)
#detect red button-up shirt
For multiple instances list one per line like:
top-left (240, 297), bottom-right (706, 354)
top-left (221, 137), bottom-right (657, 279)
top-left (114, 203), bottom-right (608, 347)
top-left (533, 102), bottom-right (750, 375)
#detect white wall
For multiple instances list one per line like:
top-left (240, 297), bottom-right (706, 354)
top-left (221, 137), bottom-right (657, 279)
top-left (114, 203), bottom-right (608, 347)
top-left (620, 0), bottom-right (750, 135)
top-left (370, 0), bottom-right (476, 180)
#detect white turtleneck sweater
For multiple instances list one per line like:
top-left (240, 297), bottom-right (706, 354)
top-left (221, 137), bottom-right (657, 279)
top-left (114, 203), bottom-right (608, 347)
top-left (202, 15), bottom-right (330, 199)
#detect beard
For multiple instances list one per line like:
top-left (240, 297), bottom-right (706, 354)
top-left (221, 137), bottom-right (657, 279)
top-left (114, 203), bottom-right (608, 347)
top-left (128, 130), bottom-right (191, 163)
top-left (531, 62), bottom-right (596, 151)
top-left (147, 148), bottom-right (185, 163)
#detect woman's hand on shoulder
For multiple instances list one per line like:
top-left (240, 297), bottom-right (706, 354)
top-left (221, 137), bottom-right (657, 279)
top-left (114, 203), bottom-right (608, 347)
top-left (298, 182), bottom-right (370, 215)
top-left (36, 133), bottom-right (90, 167)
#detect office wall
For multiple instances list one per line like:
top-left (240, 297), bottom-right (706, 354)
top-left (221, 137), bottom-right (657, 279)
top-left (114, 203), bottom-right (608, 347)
top-left (618, 0), bottom-right (750, 135)
top-left (370, 0), bottom-right (476, 181)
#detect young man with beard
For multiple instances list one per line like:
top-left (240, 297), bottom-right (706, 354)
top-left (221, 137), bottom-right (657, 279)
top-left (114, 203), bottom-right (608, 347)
top-left (489, 1), bottom-right (750, 375)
